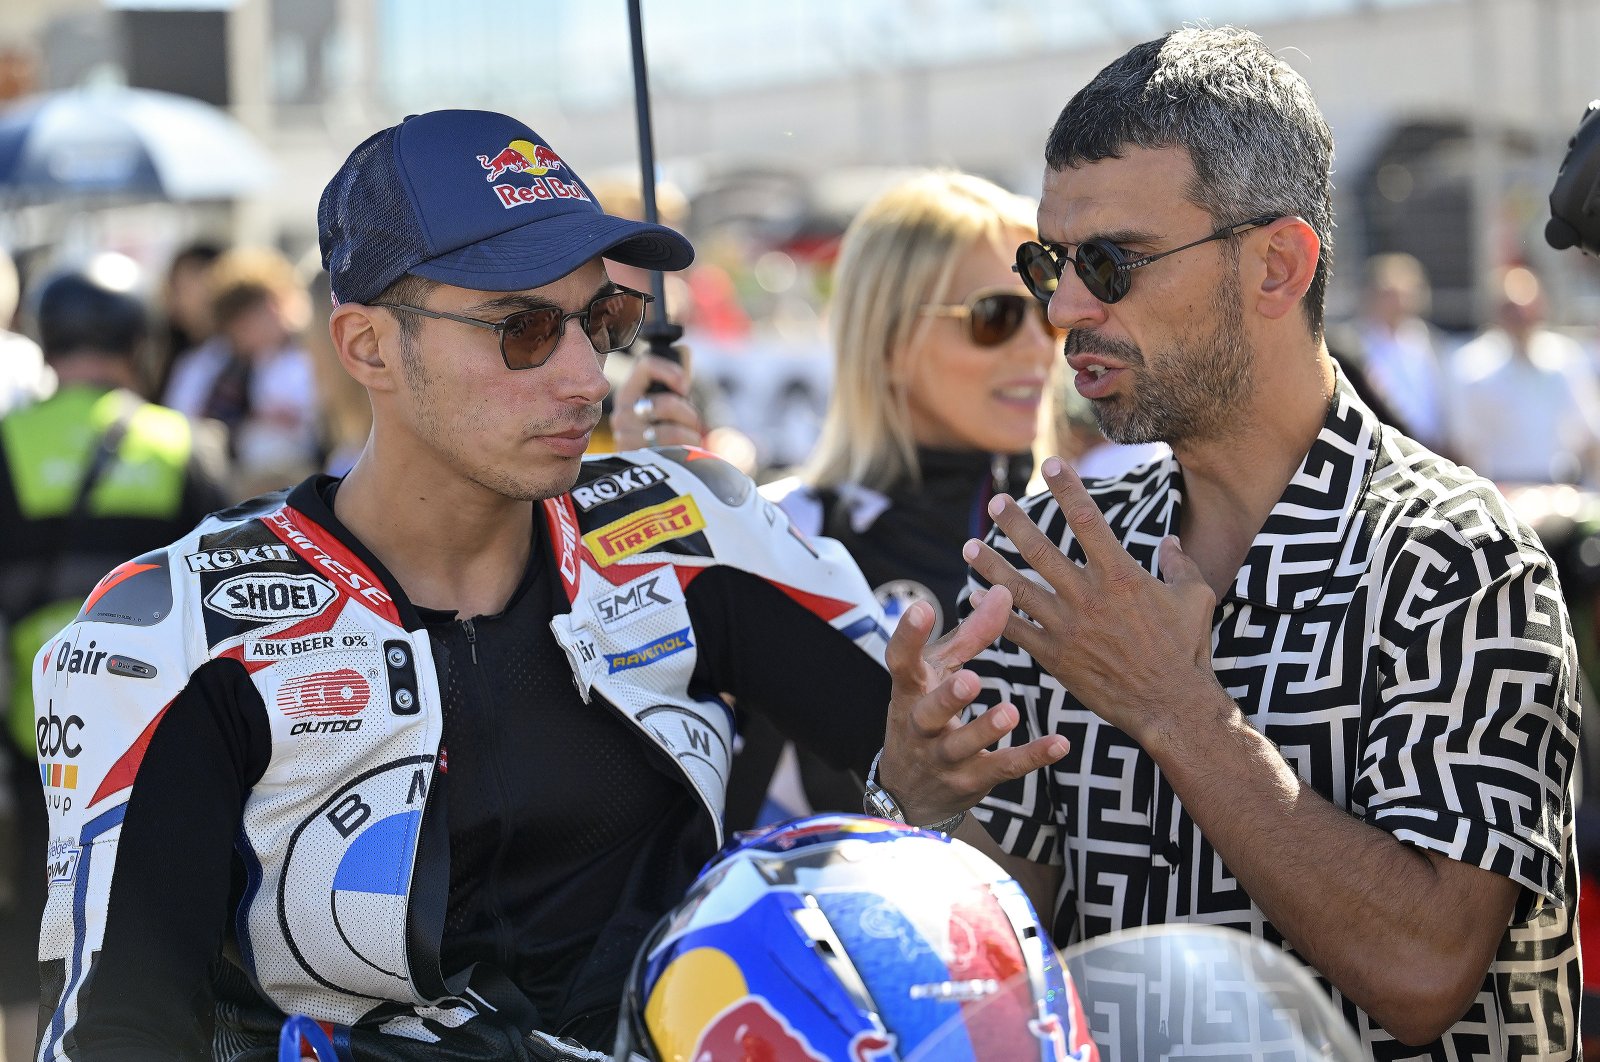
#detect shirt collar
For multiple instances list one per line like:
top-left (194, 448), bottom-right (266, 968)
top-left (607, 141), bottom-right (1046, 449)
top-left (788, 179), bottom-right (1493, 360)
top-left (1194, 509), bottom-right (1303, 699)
top-left (1139, 365), bottom-right (1382, 613)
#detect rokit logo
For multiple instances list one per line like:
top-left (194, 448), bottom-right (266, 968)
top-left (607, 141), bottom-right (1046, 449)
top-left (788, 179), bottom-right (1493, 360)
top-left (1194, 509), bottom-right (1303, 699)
top-left (572, 464), bottom-right (668, 512)
top-left (596, 571), bottom-right (674, 630)
top-left (277, 668), bottom-right (371, 736)
top-left (185, 544), bottom-right (294, 572)
top-left (205, 573), bottom-right (337, 622)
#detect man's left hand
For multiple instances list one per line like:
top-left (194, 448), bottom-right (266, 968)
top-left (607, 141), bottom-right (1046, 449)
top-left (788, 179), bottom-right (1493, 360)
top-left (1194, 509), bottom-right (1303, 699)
top-left (964, 456), bottom-right (1220, 747)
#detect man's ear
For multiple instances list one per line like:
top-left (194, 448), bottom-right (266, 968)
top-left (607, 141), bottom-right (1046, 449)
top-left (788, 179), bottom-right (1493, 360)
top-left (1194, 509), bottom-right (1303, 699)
top-left (1250, 217), bottom-right (1320, 324)
top-left (330, 304), bottom-right (399, 392)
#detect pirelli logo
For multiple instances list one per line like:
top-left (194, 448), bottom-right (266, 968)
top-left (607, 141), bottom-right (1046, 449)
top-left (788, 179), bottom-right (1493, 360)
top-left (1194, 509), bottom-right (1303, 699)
top-left (582, 495), bottom-right (706, 567)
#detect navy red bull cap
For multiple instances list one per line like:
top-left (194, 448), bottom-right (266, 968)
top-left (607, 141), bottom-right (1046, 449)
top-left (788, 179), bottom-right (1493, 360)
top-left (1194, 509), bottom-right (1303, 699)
top-left (318, 109), bottom-right (694, 305)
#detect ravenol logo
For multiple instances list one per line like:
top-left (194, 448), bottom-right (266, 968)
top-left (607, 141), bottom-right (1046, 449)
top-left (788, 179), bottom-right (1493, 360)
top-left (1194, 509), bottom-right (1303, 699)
top-left (607, 628), bottom-right (692, 673)
top-left (583, 496), bottom-right (705, 567)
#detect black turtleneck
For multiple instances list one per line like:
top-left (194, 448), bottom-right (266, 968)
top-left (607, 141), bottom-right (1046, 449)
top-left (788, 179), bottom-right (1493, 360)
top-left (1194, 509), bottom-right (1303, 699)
top-left (819, 447), bottom-right (1033, 636)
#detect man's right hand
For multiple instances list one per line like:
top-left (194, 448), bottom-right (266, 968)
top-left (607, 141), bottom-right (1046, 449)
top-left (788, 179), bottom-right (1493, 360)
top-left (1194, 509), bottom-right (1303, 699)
top-left (877, 588), bottom-right (1069, 827)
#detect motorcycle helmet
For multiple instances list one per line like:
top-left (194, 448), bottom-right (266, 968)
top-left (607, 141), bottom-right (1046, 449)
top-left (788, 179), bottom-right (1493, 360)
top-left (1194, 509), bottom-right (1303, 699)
top-left (617, 813), bottom-right (1097, 1061)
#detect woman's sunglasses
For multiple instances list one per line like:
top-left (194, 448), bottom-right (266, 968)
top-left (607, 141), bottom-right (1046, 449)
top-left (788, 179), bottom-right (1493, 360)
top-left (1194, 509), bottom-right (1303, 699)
top-left (919, 289), bottom-right (1062, 348)
top-left (374, 287), bottom-right (654, 370)
top-left (1013, 215), bottom-right (1278, 305)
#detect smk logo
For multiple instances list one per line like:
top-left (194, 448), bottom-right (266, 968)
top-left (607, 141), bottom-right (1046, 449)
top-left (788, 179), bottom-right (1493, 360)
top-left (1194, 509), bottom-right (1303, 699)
top-left (572, 463), bottom-right (668, 512)
top-left (185, 544), bottom-right (293, 572)
top-left (583, 496), bottom-right (706, 567)
top-left (205, 573), bottom-right (337, 622)
top-left (277, 668), bottom-right (370, 737)
top-left (596, 572), bottom-right (674, 631)
top-left (477, 138), bottom-right (564, 180)
top-left (606, 628), bottom-right (691, 673)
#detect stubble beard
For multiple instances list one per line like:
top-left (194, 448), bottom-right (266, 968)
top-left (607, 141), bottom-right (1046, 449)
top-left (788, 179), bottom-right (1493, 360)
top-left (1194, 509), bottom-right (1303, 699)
top-left (1073, 276), bottom-right (1254, 447)
top-left (398, 337), bottom-right (596, 503)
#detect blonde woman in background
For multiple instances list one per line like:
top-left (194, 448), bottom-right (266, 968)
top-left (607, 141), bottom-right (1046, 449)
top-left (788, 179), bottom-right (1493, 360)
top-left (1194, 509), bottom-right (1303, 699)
top-left (729, 170), bottom-right (1061, 826)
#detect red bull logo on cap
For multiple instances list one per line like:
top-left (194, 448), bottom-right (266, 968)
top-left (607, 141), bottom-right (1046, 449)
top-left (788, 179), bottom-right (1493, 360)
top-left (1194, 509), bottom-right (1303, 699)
top-left (476, 138), bottom-right (565, 180)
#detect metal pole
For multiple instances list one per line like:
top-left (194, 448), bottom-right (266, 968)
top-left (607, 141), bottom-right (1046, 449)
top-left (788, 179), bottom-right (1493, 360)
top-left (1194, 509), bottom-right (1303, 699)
top-left (627, 0), bottom-right (682, 360)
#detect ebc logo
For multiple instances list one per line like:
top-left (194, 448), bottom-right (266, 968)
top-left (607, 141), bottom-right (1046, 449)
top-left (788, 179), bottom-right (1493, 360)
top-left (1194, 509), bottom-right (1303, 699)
top-left (596, 571), bottom-right (675, 631)
top-left (606, 627), bottom-right (692, 673)
top-left (204, 573), bottom-right (336, 622)
top-left (185, 544), bottom-right (293, 572)
top-left (572, 464), bottom-right (668, 512)
top-left (582, 496), bottom-right (705, 567)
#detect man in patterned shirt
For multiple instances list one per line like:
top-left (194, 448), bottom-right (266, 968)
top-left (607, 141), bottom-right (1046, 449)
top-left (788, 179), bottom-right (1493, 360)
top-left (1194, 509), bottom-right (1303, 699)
top-left (872, 25), bottom-right (1580, 1059)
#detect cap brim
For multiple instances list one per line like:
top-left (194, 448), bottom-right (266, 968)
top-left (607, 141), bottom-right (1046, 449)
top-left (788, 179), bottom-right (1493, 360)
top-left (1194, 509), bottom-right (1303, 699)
top-left (409, 212), bottom-right (694, 293)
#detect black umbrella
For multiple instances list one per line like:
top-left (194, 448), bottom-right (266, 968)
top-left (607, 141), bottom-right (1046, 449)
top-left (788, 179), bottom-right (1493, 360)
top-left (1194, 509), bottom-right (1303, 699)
top-left (627, 0), bottom-right (683, 365)
top-left (0, 85), bottom-right (274, 202)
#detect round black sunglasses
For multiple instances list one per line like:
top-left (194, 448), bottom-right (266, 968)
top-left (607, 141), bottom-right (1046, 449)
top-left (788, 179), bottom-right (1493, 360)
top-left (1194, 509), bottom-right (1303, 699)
top-left (1014, 215), bottom-right (1278, 305)
top-left (373, 287), bottom-right (653, 370)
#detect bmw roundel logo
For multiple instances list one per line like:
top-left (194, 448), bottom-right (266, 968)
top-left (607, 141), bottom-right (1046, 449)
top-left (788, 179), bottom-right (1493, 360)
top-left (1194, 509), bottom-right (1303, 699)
top-left (874, 579), bottom-right (943, 635)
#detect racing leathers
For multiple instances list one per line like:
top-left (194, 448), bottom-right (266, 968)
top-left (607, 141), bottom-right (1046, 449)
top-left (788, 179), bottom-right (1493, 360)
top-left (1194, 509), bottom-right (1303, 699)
top-left (726, 447), bottom-right (1031, 826)
top-left (34, 447), bottom-right (891, 1061)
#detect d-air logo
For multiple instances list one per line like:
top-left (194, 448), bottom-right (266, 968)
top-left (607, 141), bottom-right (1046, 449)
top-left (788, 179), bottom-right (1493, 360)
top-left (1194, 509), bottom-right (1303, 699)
top-left (277, 668), bottom-right (370, 736)
top-left (596, 572), bottom-right (673, 630)
top-left (606, 628), bottom-right (692, 673)
top-left (53, 639), bottom-right (107, 677)
top-left (185, 544), bottom-right (294, 572)
top-left (582, 496), bottom-right (705, 567)
top-left (572, 463), bottom-right (668, 512)
top-left (205, 573), bottom-right (337, 622)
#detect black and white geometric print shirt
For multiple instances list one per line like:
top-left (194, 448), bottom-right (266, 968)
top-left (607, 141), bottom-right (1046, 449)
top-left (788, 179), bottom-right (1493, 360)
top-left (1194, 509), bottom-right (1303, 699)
top-left (968, 370), bottom-right (1581, 1059)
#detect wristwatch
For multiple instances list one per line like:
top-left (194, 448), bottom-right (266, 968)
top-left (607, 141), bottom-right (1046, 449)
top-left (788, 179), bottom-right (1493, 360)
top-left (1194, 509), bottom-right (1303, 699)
top-left (863, 749), bottom-right (966, 836)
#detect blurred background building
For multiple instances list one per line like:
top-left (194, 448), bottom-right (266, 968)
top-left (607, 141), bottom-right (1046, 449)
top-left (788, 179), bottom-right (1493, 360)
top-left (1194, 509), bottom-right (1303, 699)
top-left (0, 0), bottom-right (1597, 465)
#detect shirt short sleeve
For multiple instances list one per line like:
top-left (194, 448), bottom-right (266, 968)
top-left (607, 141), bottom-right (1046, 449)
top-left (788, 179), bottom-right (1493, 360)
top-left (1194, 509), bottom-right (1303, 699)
top-left (1354, 525), bottom-right (1579, 917)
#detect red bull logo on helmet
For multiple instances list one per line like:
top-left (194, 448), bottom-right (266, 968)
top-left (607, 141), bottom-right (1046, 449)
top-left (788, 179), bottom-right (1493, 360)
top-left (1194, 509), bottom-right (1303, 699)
top-left (692, 997), bottom-right (827, 1062)
top-left (476, 138), bottom-right (565, 180)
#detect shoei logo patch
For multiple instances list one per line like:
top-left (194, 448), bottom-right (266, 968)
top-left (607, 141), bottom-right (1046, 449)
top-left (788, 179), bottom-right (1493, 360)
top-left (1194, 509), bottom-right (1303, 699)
top-left (205, 573), bottom-right (337, 622)
top-left (583, 496), bottom-right (705, 567)
top-left (606, 628), bottom-right (691, 673)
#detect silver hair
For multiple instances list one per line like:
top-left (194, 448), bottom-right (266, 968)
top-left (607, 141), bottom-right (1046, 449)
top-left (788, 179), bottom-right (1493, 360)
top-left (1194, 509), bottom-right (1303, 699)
top-left (1045, 26), bottom-right (1334, 338)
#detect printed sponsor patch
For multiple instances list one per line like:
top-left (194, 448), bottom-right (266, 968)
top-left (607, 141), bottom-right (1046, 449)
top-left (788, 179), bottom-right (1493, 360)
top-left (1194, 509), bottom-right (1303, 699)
top-left (572, 463), bottom-right (668, 512)
top-left (185, 544), bottom-right (294, 572)
top-left (276, 668), bottom-right (371, 719)
top-left (246, 634), bottom-right (340, 661)
top-left (595, 570), bottom-right (677, 631)
top-left (205, 573), bottom-right (337, 622)
top-left (582, 496), bottom-right (705, 567)
top-left (46, 839), bottom-right (80, 885)
top-left (606, 628), bottom-right (692, 673)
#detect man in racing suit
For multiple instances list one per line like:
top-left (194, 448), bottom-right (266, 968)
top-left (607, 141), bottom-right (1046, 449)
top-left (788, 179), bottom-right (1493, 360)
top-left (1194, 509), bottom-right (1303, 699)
top-left (33, 110), bottom-right (893, 1060)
